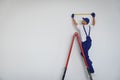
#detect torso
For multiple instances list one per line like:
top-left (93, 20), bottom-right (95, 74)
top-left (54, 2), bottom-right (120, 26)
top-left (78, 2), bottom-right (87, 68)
top-left (76, 25), bottom-right (92, 42)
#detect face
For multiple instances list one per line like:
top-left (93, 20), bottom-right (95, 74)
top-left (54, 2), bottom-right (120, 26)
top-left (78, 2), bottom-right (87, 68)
top-left (81, 20), bottom-right (87, 25)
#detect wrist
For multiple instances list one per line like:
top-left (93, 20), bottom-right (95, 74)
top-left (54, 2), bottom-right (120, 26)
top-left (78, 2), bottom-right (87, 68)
top-left (72, 17), bottom-right (74, 19)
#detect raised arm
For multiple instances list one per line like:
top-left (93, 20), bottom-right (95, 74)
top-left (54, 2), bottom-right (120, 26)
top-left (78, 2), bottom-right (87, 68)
top-left (91, 12), bottom-right (96, 26)
top-left (71, 14), bottom-right (78, 26)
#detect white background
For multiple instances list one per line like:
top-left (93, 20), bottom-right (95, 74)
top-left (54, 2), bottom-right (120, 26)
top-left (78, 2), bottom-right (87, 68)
top-left (0, 0), bottom-right (120, 80)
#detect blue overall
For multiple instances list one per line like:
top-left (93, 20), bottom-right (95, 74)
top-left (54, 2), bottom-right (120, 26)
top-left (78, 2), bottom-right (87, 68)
top-left (81, 26), bottom-right (94, 73)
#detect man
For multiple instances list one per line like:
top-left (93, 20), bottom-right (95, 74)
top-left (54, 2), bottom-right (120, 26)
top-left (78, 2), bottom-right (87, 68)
top-left (71, 12), bottom-right (96, 73)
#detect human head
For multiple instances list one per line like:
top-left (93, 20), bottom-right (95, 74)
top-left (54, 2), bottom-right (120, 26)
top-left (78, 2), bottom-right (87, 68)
top-left (81, 18), bottom-right (90, 25)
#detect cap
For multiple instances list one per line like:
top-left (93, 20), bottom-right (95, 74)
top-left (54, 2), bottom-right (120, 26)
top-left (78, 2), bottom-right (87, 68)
top-left (82, 18), bottom-right (90, 24)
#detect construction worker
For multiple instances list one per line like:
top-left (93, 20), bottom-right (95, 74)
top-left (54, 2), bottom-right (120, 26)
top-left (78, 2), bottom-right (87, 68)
top-left (71, 12), bottom-right (96, 73)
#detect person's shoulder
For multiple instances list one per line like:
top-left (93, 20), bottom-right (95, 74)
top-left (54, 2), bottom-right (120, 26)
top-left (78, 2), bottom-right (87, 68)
top-left (89, 25), bottom-right (94, 28)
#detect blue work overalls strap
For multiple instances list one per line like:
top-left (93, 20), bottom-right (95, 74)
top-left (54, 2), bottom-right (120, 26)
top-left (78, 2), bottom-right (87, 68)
top-left (81, 25), bottom-right (94, 73)
top-left (83, 25), bottom-right (90, 37)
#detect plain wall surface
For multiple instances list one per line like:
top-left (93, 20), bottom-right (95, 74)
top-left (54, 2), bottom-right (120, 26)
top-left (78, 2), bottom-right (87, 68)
top-left (0, 0), bottom-right (120, 80)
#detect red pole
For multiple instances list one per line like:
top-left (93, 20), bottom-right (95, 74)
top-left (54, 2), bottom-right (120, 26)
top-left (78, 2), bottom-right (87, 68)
top-left (62, 32), bottom-right (76, 80)
top-left (65, 33), bottom-right (76, 68)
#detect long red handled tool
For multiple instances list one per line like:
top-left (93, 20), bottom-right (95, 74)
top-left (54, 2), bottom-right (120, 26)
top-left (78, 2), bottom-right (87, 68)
top-left (62, 32), bottom-right (93, 80)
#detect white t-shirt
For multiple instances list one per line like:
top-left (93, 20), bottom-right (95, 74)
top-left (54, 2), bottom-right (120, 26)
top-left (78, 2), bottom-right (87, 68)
top-left (76, 24), bottom-right (93, 42)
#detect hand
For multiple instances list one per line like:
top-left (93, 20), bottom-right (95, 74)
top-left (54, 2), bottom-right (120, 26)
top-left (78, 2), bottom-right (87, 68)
top-left (71, 14), bottom-right (74, 18)
top-left (91, 12), bottom-right (95, 18)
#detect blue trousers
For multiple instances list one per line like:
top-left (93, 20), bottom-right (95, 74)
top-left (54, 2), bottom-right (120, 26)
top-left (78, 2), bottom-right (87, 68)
top-left (81, 36), bottom-right (94, 73)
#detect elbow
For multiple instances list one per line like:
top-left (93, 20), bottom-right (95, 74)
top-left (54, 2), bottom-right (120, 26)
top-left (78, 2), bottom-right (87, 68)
top-left (92, 22), bottom-right (95, 26)
top-left (74, 23), bottom-right (78, 26)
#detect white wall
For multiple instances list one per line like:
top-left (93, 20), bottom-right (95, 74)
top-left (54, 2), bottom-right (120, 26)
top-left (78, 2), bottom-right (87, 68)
top-left (0, 0), bottom-right (120, 80)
